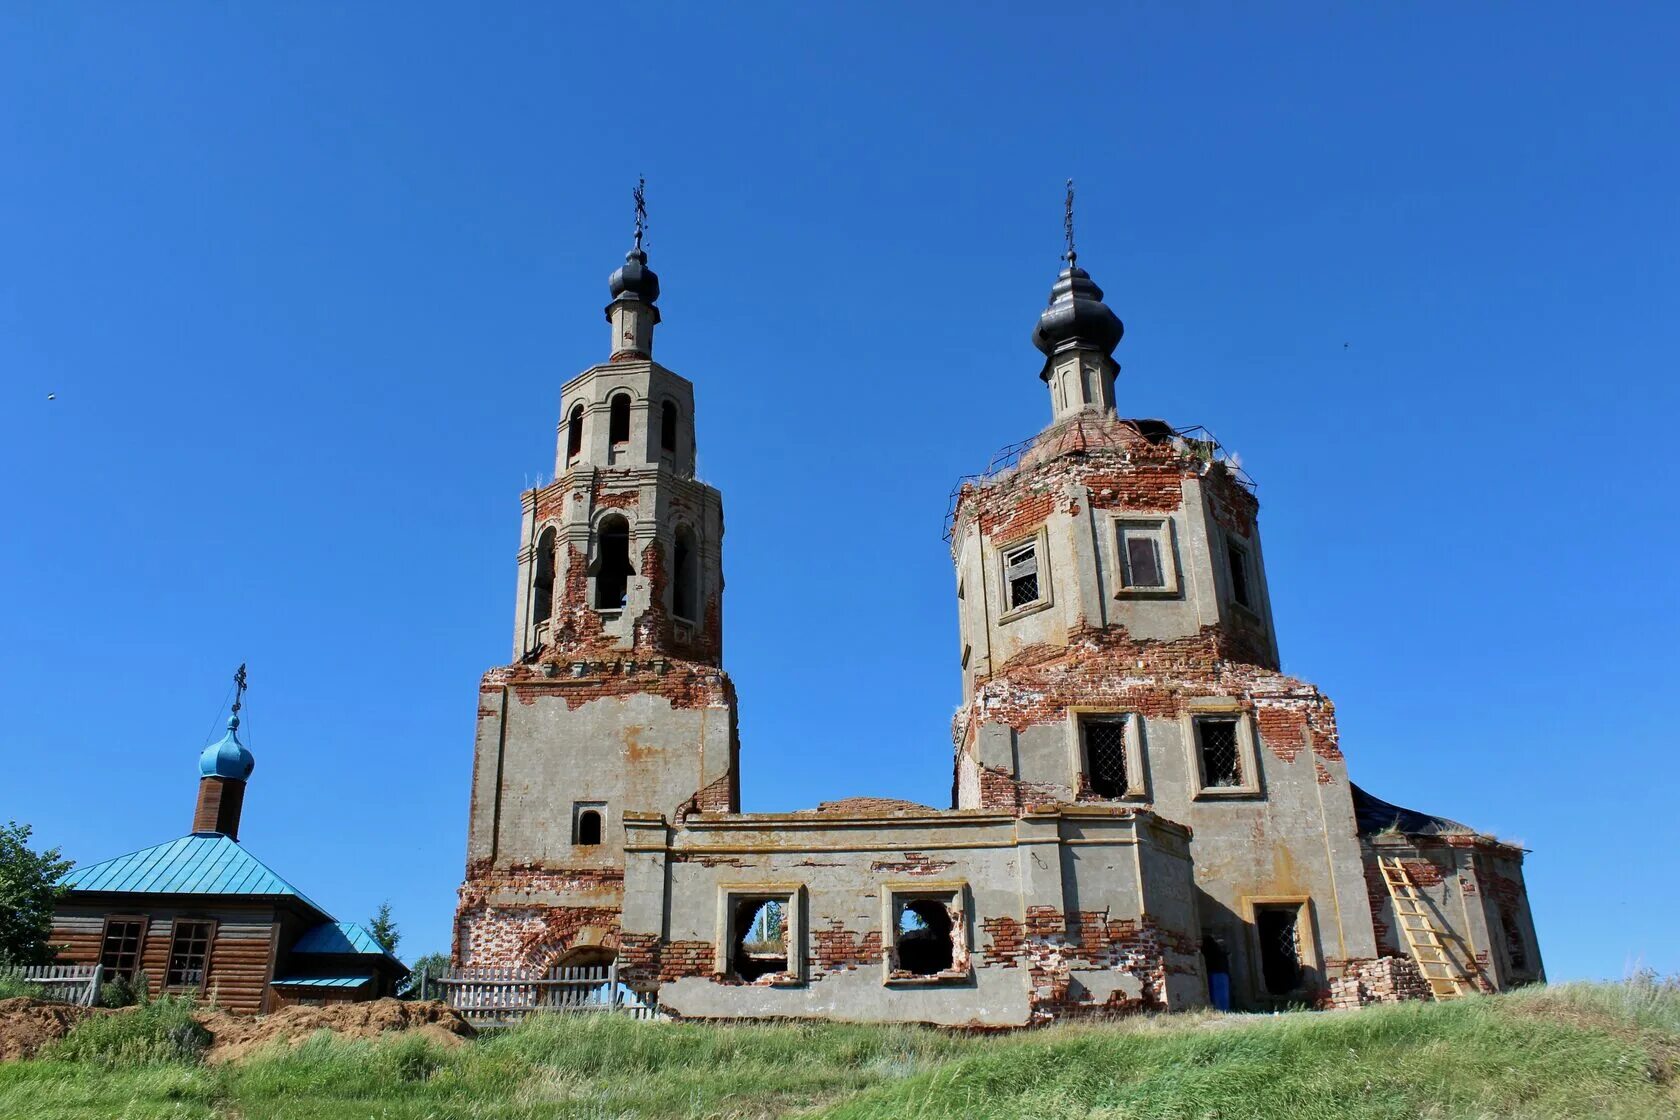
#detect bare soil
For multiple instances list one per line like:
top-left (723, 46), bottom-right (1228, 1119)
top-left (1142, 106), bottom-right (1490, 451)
top-left (0, 997), bottom-right (100, 1061)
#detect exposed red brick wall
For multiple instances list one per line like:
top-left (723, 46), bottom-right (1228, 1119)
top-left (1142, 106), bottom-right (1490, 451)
top-left (812, 922), bottom-right (883, 972)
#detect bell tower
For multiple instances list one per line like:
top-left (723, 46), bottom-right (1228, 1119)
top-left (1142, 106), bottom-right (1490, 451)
top-left (456, 185), bottom-right (738, 970)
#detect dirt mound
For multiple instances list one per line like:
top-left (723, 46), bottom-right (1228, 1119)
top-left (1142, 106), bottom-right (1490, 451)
top-left (197, 999), bottom-right (475, 1063)
top-left (0, 997), bottom-right (99, 1061)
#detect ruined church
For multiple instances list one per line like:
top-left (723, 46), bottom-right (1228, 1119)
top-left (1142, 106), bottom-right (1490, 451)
top-left (453, 203), bottom-right (1542, 1024)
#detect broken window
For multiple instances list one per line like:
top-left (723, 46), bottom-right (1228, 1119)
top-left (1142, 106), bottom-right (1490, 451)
top-left (1082, 715), bottom-right (1130, 798)
top-left (672, 526), bottom-right (698, 621)
top-left (895, 899), bottom-right (955, 976)
top-left (1003, 541), bottom-right (1040, 609)
top-left (1227, 540), bottom-right (1253, 609)
top-left (566, 404), bottom-right (585, 462)
top-left (730, 898), bottom-right (790, 981)
top-left (1115, 522), bottom-right (1168, 589)
top-left (660, 400), bottom-right (678, 454)
top-left (532, 528), bottom-right (556, 627)
top-left (593, 515), bottom-right (634, 610)
top-left (1195, 716), bottom-right (1243, 789)
top-left (575, 806), bottom-right (603, 846)
top-left (165, 919), bottom-right (213, 990)
top-left (99, 918), bottom-right (144, 981)
top-left (1500, 906), bottom-right (1529, 972)
top-left (609, 393), bottom-right (631, 445)
top-left (1254, 905), bottom-right (1303, 995)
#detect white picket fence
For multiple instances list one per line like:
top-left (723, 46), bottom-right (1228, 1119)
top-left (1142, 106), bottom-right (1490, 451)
top-left (435, 963), bottom-right (660, 1026)
top-left (1, 964), bottom-right (102, 1006)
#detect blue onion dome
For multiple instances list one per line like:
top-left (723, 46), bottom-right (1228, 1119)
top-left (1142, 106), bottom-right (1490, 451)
top-left (1031, 261), bottom-right (1124, 365)
top-left (608, 247), bottom-right (660, 307)
top-left (198, 715), bottom-right (255, 781)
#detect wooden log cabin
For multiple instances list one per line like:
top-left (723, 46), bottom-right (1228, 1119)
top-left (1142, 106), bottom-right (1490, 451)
top-left (50, 710), bottom-right (407, 1013)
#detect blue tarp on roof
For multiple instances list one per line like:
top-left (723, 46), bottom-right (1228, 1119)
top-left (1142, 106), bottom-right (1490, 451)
top-left (60, 833), bottom-right (328, 914)
top-left (293, 921), bottom-right (397, 959)
top-left (269, 975), bottom-right (374, 989)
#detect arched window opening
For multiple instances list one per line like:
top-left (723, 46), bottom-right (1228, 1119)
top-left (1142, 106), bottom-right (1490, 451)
top-left (577, 810), bottom-right (602, 846)
top-left (566, 404), bottom-right (585, 461)
top-left (609, 393), bottom-right (631, 445)
top-left (660, 400), bottom-right (678, 454)
top-left (896, 900), bottom-right (954, 975)
top-left (730, 898), bottom-right (789, 981)
top-left (673, 527), bottom-right (698, 621)
top-left (533, 528), bottom-right (556, 627)
top-left (593, 515), bottom-right (634, 609)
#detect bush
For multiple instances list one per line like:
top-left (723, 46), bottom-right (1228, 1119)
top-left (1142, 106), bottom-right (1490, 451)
top-left (98, 970), bottom-right (149, 1009)
top-left (47, 996), bottom-right (211, 1067)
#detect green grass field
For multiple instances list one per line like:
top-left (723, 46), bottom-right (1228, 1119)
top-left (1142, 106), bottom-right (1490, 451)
top-left (1, 977), bottom-right (1675, 1119)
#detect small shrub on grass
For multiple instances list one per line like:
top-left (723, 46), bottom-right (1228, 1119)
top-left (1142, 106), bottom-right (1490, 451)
top-left (47, 995), bottom-right (210, 1067)
top-left (98, 970), bottom-right (149, 1008)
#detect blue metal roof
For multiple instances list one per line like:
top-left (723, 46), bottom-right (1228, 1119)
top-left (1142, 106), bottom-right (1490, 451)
top-left (60, 833), bottom-right (327, 914)
top-left (293, 921), bottom-right (393, 958)
top-left (269, 975), bottom-right (374, 989)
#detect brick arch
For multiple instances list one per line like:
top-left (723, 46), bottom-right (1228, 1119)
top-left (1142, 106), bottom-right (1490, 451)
top-left (517, 906), bottom-right (623, 969)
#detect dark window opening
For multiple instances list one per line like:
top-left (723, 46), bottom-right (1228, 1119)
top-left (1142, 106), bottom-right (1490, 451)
top-left (165, 919), bottom-right (213, 990)
top-left (609, 394), bottom-right (631, 445)
top-left (1501, 906), bottom-right (1529, 972)
top-left (1123, 532), bottom-right (1165, 588)
top-left (99, 919), bottom-right (144, 980)
top-left (1255, 906), bottom-right (1303, 995)
top-left (1228, 542), bottom-right (1252, 609)
top-left (1004, 542), bottom-right (1039, 609)
top-left (533, 528), bottom-right (556, 627)
top-left (896, 899), bottom-right (955, 975)
top-left (1196, 716), bottom-right (1243, 788)
top-left (566, 404), bottom-right (585, 461)
top-left (593, 516), bottom-right (634, 609)
top-left (576, 809), bottom-right (602, 846)
top-left (673, 528), bottom-right (698, 621)
top-left (660, 400), bottom-right (678, 454)
top-left (731, 898), bottom-right (789, 981)
top-left (1083, 717), bottom-right (1130, 798)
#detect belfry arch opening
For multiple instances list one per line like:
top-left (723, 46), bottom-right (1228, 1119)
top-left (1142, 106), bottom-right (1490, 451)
top-left (609, 393), bottom-right (631, 445)
top-left (566, 404), bottom-right (584, 462)
top-left (593, 515), bottom-right (634, 610)
top-left (673, 526), bottom-right (698, 622)
top-left (532, 527), bottom-right (556, 628)
top-left (660, 400), bottom-right (678, 454)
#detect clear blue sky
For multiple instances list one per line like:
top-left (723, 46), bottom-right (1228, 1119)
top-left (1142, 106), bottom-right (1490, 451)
top-left (3, 4), bottom-right (1675, 983)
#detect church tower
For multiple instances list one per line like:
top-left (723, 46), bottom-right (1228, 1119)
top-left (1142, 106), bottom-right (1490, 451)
top-left (456, 188), bottom-right (738, 970)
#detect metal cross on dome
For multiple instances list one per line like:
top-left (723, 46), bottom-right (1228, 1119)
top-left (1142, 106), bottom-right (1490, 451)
top-left (231, 663), bottom-right (247, 718)
top-left (1063, 178), bottom-right (1077, 266)
top-left (633, 175), bottom-right (648, 251)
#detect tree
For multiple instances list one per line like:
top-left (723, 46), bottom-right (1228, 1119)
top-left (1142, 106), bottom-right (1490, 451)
top-left (400, 952), bottom-right (452, 1000)
top-left (367, 901), bottom-right (400, 956)
top-left (0, 821), bottom-right (73, 965)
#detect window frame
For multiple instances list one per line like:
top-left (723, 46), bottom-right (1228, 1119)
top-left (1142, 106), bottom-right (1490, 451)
top-left (1224, 533), bottom-right (1258, 617)
top-left (573, 802), bottom-right (606, 847)
top-left (1111, 516), bottom-right (1181, 597)
top-left (881, 880), bottom-right (971, 986)
top-left (1241, 895), bottom-right (1318, 1001)
top-left (1182, 700), bottom-right (1263, 799)
top-left (98, 914), bottom-right (147, 982)
top-left (589, 512), bottom-right (635, 614)
top-left (671, 523), bottom-right (700, 624)
top-left (714, 884), bottom-right (804, 985)
top-left (996, 530), bottom-right (1052, 622)
top-left (1066, 707), bottom-right (1150, 802)
top-left (163, 917), bottom-right (216, 993)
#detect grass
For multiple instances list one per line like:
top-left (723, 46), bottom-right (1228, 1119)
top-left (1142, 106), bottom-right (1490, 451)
top-left (0, 979), bottom-right (1675, 1119)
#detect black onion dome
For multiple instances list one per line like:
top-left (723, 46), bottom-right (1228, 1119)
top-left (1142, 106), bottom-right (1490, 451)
top-left (608, 247), bottom-right (660, 306)
top-left (1031, 263), bottom-right (1123, 364)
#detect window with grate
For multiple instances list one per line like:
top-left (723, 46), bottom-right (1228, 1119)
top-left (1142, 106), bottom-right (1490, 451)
top-left (1082, 717), bottom-right (1129, 797)
top-left (1004, 542), bottom-right (1040, 609)
top-left (1196, 716), bottom-right (1243, 788)
top-left (165, 920), bottom-right (213, 990)
top-left (99, 918), bottom-right (144, 980)
top-left (1119, 527), bottom-right (1166, 588)
top-left (1255, 906), bottom-right (1302, 994)
top-left (1227, 541), bottom-right (1252, 609)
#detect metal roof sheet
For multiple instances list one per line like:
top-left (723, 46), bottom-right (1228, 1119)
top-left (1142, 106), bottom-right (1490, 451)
top-left (292, 921), bottom-right (392, 958)
top-left (269, 975), bottom-right (374, 989)
top-left (61, 833), bottom-right (328, 914)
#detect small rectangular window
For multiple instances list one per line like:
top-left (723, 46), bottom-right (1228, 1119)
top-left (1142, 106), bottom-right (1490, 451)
top-left (1004, 542), bottom-right (1040, 609)
top-left (1123, 534), bottom-right (1164, 588)
top-left (99, 918), bottom-right (145, 980)
top-left (1196, 716), bottom-right (1243, 788)
top-left (1081, 716), bottom-right (1130, 798)
top-left (165, 919), bottom-right (213, 990)
top-left (1255, 905), bottom-right (1303, 994)
top-left (1227, 541), bottom-right (1252, 609)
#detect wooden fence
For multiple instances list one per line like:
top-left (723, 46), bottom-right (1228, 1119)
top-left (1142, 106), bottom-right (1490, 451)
top-left (434, 963), bottom-right (660, 1025)
top-left (2, 964), bottom-right (102, 1006)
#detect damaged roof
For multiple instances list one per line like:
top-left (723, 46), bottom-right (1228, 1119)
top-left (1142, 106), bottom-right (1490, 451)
top-left (1350, 783), bottom-right (1474, 837)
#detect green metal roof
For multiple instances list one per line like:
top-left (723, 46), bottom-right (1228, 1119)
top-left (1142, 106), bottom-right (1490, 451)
top-left (293, 921), bottom-right (396, 959)
top-left (60, 833), bottom-right (327, 914)
top-left (269, 975), bottom-right (374, 989)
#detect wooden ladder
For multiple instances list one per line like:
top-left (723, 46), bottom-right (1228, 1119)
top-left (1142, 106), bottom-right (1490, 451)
top-left (1378, 856), bottom-right (1475, 1001)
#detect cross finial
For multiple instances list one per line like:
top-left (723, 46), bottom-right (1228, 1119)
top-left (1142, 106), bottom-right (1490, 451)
top-left (632, 175), bottom-right (647, 252)
top-left (230, 663), bottom-right (247, 719)
top-left (1063, 179), bottom-right (1077, 267)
